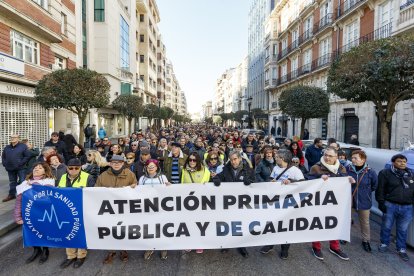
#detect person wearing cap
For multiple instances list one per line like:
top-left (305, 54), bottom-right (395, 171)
top-left (44, 132), bottom-right (68, 162)
top-left (95, 155), bottom-right (137, 264)
top-left (163, 142), bottom-right (188, 184)
top-left (133, 148), bottom-right (152, 181)
top-left (245, 143), bottom-right (256, 168)
top-left (58, 158), bottom-right (94, 269)
top-left (138, 159), bottom-right (170, 261)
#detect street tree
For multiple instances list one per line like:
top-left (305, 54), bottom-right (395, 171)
top-left (251, 108), bottom-right (265, 127)
top-left (112, 94), bottom-right (143, 133)
top-left (35, 68), bottom-right (110, 144)
top-left (234, 110), bottom-right (249, 126)
top-left (160, 106), bottom-right (174, 126)
top-left (143, 104), bottom-right (159, 128)
top-left (328, 34), bottom-right (414, 148)
top-left (279, 85), bottom-right (330, 139)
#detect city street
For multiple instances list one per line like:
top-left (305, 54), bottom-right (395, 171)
top-left (0, 210), bottom-right (413, 276)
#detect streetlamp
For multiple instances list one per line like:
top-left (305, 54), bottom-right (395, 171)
top-left (247, 96), bottom-right (253, 128)
top-left (157, 96), bottom-right (161, 130)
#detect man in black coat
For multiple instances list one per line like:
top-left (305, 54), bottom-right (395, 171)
top-left (1, 134), bottom-right (30, 201)
top-left (44, 132), bottom-right (68, 162)
top-left (213, 150), bottom-right (255, 258)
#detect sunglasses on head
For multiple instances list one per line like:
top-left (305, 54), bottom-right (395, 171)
top-left (68, 167), bottom-right (80, 171)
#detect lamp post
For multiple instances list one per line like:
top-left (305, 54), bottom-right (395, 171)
top-left (157, 96), bottom-right (161, 130)
top-left (247, 96), bottom-right (253, 128)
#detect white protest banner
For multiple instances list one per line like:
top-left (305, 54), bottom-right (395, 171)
top-left (82, 177), bottom-right (351, 250)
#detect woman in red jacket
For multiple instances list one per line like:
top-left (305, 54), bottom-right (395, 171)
top-left (289, 141), bottom-right (305, 166)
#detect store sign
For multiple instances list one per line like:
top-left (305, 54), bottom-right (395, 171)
top-left (0, 53), bottom-right (24, 75)
top-left (0, 81), bottom-right (35, 98)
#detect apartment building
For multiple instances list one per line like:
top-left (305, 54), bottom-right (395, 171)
top-left (213, 69), bottom-right (235, 115)
top-left (157, 36), bottom-right (166, 107)
top-left (201, 101), bottom-right (213, 121)
top-left (0, 0), bottom-right (76, 153)
top-left (137, 0), bottom-right (160, 105)
top-left (265, 0), bottom-right (414, 148)
top-left (247, 0), bottom-right (277, 129)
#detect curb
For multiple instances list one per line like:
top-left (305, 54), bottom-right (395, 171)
top-left (0, 210), bottom-right (18, 237)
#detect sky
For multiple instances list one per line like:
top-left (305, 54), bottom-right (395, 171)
top-left (157, 0), bottom-right (251, 114)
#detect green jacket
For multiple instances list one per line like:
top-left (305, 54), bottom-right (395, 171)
top-left (163, 152), bottom-right (187, 182)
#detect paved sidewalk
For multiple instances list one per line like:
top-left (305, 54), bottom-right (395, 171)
top-left (0, 166), bottom-right (18, 236)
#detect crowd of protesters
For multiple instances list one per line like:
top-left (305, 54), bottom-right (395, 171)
top-left (2, 124), bottom-right (413, 268)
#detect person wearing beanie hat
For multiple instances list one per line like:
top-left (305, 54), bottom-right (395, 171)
top-left (95, 155), bottom-right (137, 264)
top-left (58, 158), bottom-right (94, 269)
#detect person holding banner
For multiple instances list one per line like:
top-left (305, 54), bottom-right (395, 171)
top-left (95, 155), bottom-right (138, 264)
top-left (58, 158), bottom-right (95, 269)
top-left (347, 150), bottom-right (378, 253)
top-left (255, 147), bottom-right (275, 182)
top-left (213, 150), bottom-right (255, 258)
top-left (260, 149), bottom-right (304, 259)
top-left (139, 159), bottom-right (170, 260)
top-left (181, 152), bottom-right (211, 254)
top-left (14, 162), bottom-right (55, 264)
top-left (308, 147), bottom-right (350, 261)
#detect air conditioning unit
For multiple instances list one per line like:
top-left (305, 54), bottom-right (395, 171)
top-left (51, 64), bottom-right (61, 71)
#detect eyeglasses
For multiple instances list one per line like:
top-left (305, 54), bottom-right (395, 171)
top-left (236, 146), bottom-right (242, 148)
top-left (126, 158), bottom-right (134, 160)
top-left (189, 158), bottom-right (197, 162)
top-left (147, 166), bottom-right (157, 170)
top-left (131, 144), bottom-right (138, 147)
top-left (68, 167), bottom-right (80, 171)
top-left (210, 157), bottom-right (218, 160)
top-left (103, 139), bottom-right (108, 142)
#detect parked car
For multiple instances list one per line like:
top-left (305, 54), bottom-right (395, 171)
top-left (241, 129), bottom-right (265, 139)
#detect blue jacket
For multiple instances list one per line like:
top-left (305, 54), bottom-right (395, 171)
top-left (98, 128), bottom-right (106, 139)
top-left (2, 143), bottom-right (30, 171)
top-left (347, 165), bottom-right (378, 210)
top-left (305, 144), bottom-right (323, 169)
top-left (255, 159), bottom-right (275, 182)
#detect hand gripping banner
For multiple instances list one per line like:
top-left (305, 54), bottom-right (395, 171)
top-left (22, 178), bottom-right (351, 250)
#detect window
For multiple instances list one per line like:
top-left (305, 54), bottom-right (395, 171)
top-left (291, 56), bottom-right (298, 77)
top-left (82, 0), bottom-right (87, 68)
top-left (140, 55), bottom-right (144, 63)
top-left (10, 30), bottom-right (39, 64)
top-left (140, 14), bottom-right (144, 22)
top-left (303, 48), bottom-right (312, 72)
top-left (94, 0), bottom-right (105, 22)
top-left (282, 38), bottom-right (288, 50)
top-left (61, 12), bottom-right (67, 36)
top-left (304, 16), bottom-right (313, 39)
top-left (120, 16), bottom-right (130, 69)
top-left (292, 28), bottom-right (299, 48)
top-left (32, 0), bottom-right (48, 10)
top-left (140, 75), bottom-right (144, 81)
top-left (319, 37), bottom-right (331, 65)
top-left (121, 83), bottom-right (131, 95)
top-left (54, 56), bottom-right (65, 70)
top-left (378, 0), bottom-right (393, 38)
top-left (344, 20), bottom-right (359, 51)
top-left (140, 34), bottom-right (144, 43)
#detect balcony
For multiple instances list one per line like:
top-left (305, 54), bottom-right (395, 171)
top-left (278, 47), bottom-right (290, 60)
top-left (336, 0), bottom-right (368, 20)
top-left (313, 13), bottom-right (333, 35)
top-left (311, 53), bottom-right (333, 71)
top-left (265, 78), bottom-right (278, 89)
top-left (298, 29), bottom-right (313, 47)
top-left (397, 1), bottom-right (414, 34)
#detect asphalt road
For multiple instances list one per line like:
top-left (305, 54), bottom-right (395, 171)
top-left (0, 212), bottom-right (413, 276)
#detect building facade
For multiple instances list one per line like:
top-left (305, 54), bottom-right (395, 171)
top-left (264, 0), bottom-right (414, 149)
top-left (247, 0), bottom-right (276, 129)
top-left (0, 0), bottom-right (76, 154)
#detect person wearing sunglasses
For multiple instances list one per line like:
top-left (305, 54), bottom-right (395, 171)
top-left (95, 155), bottom-right (137, 264)
top-left (125, 152), bottom-right (136, 172)
top-left (58, 158), bottom-right (95, 269)
top-left (205, 152), bottom-right (224, 181)
top-left (82, 150), bottom-right (108, 181)
top-left (181, 153), bottom-right (210, 254)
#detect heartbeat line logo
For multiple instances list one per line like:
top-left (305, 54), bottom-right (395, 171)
top-left (38, 204), bottom-right (70, 230)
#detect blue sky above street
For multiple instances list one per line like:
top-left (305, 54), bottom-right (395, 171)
top-left (157, 0), bottom-right (251, 114)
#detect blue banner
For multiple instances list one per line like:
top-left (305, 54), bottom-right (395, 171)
top-left (22, 185), bottom-right (87, 248)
